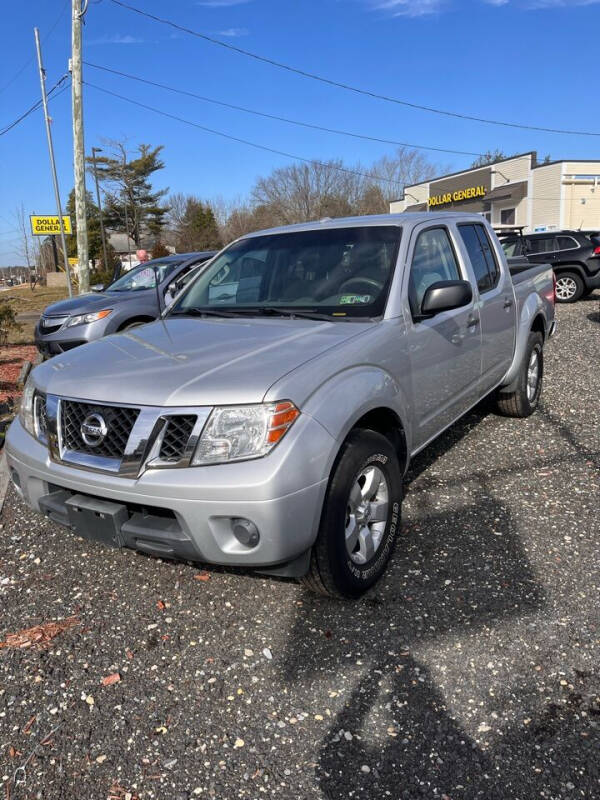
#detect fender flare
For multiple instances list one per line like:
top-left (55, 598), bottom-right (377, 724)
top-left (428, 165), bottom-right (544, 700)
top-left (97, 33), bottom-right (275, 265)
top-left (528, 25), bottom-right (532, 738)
top-left (301, 365), bottom-right (413, 471)
top-left (498, 293), bottom-right (545, 393)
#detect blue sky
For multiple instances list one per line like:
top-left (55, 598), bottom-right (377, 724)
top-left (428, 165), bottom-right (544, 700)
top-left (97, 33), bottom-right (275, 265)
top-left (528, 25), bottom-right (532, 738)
top-left (1, 0), bottom-right (599, 265)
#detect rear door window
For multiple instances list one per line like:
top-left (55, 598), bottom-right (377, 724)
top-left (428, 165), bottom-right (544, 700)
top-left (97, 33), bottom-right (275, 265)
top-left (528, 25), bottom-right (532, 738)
top-left (458, 224), bottom-right (492, 293)
top-left (474, 224), bottom-right (500, 288)
top-left (457, 224), bottom-right (500, 293)
top-left (527, 236), bottom-right (558, 254)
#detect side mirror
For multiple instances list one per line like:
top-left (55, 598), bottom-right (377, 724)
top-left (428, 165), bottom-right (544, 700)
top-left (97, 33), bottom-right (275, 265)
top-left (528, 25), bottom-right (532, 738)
top-left (420, 280), bottom-right (472, 317)
top-left (90, 283), bottom-right (105, 292)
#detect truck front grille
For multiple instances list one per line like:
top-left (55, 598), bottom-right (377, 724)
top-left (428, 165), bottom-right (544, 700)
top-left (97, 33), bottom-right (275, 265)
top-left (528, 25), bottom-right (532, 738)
top-left (34, 392), bottom-right (48, 441)
top-left (159, 415), bottom-right (197, 462)
top-left (60, 400), bottom-right (140, 459)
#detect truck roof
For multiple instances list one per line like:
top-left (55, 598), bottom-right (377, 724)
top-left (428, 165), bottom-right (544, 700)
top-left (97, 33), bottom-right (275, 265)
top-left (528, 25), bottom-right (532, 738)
top-left (242, 212), bottom-right (492, 239)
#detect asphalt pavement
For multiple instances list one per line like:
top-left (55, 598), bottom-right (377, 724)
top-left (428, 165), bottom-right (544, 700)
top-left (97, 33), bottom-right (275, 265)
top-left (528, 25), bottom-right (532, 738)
top-left (0, 295), bottom-right (598, 800)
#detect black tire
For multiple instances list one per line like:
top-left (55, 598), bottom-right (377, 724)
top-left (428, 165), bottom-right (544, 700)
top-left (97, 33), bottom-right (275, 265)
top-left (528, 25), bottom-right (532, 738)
top-left (299, 430), bottom-right (402, 599)
top-left (554, 271), bottom-right (584, 303)
top-left (493, 331), bottom-right (543, 418)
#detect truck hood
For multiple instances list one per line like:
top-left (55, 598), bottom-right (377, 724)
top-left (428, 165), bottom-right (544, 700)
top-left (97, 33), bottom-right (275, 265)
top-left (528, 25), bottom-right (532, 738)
top-left (33, 317), bottom-right (369, 406)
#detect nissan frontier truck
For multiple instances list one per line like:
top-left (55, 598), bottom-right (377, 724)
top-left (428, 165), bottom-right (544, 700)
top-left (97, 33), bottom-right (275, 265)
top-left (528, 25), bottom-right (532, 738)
top-left (6, 213), bottom-right (556, 598)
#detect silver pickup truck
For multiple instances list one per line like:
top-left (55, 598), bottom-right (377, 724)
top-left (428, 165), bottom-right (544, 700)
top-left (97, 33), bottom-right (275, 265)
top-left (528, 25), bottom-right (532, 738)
top-left (6, 213), bottom-right (555, 598)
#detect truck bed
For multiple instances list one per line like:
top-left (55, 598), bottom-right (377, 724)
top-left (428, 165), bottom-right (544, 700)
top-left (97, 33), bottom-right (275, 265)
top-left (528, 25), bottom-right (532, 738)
top-left (508, 256), bottom-right (550, 281)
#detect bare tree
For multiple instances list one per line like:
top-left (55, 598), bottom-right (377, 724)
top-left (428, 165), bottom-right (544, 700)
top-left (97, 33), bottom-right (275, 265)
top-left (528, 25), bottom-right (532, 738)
top-left (166, 192), bottom-right (189, 233)
top-left (369, 147), bottom-right (447, 204)
top-left (15, 204), bottom-right (34, 267)
top-left (251, 160), bottom-right (363, 226)
top-left (219, 148), bottom-right (448, 242)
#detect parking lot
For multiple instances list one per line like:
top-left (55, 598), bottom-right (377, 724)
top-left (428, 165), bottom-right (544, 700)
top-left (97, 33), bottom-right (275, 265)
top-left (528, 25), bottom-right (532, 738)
top-left (0, 296), bottom-right (598, 800)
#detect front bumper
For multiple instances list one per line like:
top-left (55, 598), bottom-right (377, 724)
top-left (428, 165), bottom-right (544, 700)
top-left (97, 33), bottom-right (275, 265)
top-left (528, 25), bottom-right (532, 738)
top-left (35, 318), bottom-right (110, 356)
top-left (5, 414), bottom-right (333, 572)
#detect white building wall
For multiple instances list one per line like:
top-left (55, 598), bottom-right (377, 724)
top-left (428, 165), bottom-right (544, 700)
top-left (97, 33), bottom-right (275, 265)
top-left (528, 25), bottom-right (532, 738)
top-left (390, 182), bottom-right (429, 212)
top-left (531, 163), bottom-right (563, 230)
top-left (562, 162), bottom-right (600, 230)
top-left (490, 154), bottom-right (532, 186)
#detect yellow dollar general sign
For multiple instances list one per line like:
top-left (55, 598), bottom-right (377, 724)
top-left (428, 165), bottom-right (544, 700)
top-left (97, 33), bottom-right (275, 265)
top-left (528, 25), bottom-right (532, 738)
top-left (30, 215), bottom-right (73, 235)
top-left (428, 185), bottom-right (486, 208)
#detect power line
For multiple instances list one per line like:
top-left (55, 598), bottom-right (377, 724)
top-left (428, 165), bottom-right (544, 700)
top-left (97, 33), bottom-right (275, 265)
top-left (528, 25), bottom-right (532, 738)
top-left (0, 76), bottom-right (70, 137)
top-left (108, 0), bottom-right (600, 138)
top-left (0, 0), bottom-right (70, 95)
top-left (84, 61), bottom-right (484, 158)
top-left (83, 82), bottom-right (600, 202)
top-left (84, 81), bottom-right (409, 186)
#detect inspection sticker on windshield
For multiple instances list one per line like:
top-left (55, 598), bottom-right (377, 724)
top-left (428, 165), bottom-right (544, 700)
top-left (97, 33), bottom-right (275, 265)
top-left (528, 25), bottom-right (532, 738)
top-left (339, 294), bottom-right (372, 305)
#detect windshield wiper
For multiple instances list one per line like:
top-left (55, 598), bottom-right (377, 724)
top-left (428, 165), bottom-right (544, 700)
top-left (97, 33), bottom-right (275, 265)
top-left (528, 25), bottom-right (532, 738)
top-left (169, 307), bottom-right (241, 318)
top-left (233, 307), bottom-right (336, 322)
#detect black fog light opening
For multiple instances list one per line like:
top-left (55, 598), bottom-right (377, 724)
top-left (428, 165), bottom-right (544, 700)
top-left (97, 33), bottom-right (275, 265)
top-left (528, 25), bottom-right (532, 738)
top-left (9, 468), bottom-right (21, 490)
top-left (232, 518), bottom-right (260, 549)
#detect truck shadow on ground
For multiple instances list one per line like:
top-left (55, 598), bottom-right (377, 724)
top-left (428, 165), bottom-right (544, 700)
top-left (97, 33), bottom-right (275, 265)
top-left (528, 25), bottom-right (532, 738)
top-left (280, 495), bottom-right (597, 798)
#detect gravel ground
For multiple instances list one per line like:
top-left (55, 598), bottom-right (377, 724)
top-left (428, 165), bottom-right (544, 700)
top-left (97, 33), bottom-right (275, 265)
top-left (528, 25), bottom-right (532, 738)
top-left (1, 296), bottom-right (599, 800)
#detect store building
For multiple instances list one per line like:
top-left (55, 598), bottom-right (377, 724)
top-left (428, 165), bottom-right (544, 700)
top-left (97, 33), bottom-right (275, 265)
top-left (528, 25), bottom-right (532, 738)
top-left (390, 152), bottom-right (600, 232)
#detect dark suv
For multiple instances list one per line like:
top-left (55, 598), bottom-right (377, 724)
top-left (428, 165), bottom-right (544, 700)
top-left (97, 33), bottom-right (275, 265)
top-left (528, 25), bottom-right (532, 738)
top-left (499, 230), bottom-right (600, 302)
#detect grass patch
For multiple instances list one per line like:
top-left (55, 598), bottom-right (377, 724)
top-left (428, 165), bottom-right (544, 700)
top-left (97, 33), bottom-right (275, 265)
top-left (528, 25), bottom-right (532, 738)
top-left (3, 284), bottom-right (69, 314)
top-left (2, 284), bottom-right (70, 345)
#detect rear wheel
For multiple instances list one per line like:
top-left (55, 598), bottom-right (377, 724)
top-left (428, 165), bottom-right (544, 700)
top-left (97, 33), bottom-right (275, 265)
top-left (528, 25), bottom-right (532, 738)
top-left (554, 271), bottom-right (584, 303)
top-left (493, 331), bottom-right (543, 418)
top-left (300, 430), bottom-right (402, 599)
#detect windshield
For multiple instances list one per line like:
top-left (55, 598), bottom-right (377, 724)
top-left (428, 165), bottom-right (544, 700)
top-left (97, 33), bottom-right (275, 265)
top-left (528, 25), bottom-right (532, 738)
top-left (169, 226), bottom-right (401, 319)
top-left (108, 260), bottom-right (182, 292)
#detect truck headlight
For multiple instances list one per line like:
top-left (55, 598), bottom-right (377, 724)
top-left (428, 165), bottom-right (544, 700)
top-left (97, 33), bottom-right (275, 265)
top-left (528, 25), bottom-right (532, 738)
top-left (19, 375), bottom-right (36, 437)
top-left (66, 309), bottom-right (112, 327)
top-left (191, 401), bottom-right (299, 466)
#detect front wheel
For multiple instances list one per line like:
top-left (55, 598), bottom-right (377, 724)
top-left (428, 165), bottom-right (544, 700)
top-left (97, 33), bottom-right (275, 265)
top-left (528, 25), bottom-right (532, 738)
top-left (554, 271), bottom-right (584, 303)
top-left (300, 430), bottom-right (402, 599)
top-left (493, 331), bottom-right (544, 418)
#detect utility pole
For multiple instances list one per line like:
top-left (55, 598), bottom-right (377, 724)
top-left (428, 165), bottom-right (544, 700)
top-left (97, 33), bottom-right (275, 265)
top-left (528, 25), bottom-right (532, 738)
top-left (34, 28), bottom-right (73, 298)
top-left (91, 147), bottom-right (110, 272)
top-left (71, 0), bottom-right (89, 292)
top-left (121, 151), bottom-right (133, 270)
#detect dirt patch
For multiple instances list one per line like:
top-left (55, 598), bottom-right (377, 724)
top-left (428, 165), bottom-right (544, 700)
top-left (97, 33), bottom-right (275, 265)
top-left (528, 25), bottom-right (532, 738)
top-left (0, 344), bottom-right (38, 402)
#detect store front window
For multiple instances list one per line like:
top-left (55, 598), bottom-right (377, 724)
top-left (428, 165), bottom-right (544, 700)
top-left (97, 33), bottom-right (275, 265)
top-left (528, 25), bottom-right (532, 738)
top-left (500, 208), bottom-right (516, 225)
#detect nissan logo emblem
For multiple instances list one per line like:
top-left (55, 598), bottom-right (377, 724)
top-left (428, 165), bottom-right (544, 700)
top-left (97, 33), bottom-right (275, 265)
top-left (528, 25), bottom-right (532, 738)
top-left (80, 412), bottom-right (108, 447)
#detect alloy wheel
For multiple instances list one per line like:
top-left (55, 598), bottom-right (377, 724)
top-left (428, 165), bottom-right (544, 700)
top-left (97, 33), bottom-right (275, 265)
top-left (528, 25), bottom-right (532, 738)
top-left (555, 276), bottom-right (577, 301)
top-left (527, 347), bottom-right (540, 402)
top-left (344, 465), bottom-right (389, 564)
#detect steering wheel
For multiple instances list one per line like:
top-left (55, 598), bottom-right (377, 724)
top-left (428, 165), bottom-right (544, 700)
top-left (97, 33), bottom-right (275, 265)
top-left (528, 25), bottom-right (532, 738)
top-left (338, 276), bottom-right (384, 295)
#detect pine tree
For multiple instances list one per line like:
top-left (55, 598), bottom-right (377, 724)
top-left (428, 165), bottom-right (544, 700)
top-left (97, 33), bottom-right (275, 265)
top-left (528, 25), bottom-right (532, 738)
top-left (176, 198), bottom-right (222, 252)
top-left (87, 142), bottom-right (169, 247)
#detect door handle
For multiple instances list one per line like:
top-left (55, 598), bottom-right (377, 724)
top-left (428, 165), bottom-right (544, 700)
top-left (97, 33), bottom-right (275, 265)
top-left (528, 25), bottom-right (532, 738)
top-left (467, 316), bottom-right (479, 328)
top-left (503, 298), bottom-right (513, 309)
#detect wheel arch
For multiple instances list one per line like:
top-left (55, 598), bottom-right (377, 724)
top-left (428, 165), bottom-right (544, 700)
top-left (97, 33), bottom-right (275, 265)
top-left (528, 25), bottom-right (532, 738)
top-left (116, 315), bottom-right (156, 332)
top-left (530, 313), bottom-right (546, 341)
top-left (299, 366), bottom-right (413, 475)
top-left (553, 263), bottom-right (586, 279)
top-left (350, 407), bottom-right (409, 474)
